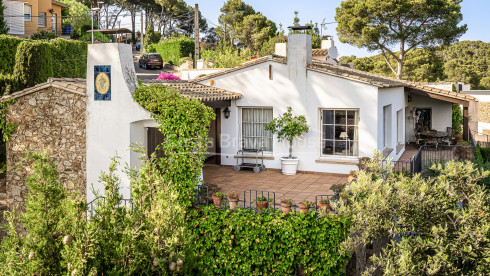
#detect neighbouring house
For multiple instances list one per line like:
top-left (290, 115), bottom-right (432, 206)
top-left (3, 0), bottom-right (68, 37)
top-left (462, 89), bottom-right (490, 139)
top-left (1, 36), bottom-right (478, 208)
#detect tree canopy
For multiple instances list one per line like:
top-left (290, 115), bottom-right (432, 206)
top-left (336, 0), bottom-right (467, 79)
top-left (339, 40), bottom-right (490, 89)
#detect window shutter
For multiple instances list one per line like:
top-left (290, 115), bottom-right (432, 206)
top-left (4, 1), bottom-right (25, 34)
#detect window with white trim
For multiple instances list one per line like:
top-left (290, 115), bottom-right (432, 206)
top-left (383, 105), bottom-right (392, 149)
top-left (38, 12), bottom-right (46, 27)
top-left (241, 108), bottom-right (273, 151)
top-left (321, 109), bottom-right (359, 156)
top-left (24, 5), bottom-right (31, 21)
top-left (396, 109), bottom-right (403, 146)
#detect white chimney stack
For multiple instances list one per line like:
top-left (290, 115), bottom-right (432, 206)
top-left (321, 39), bottom-right (334, 50)
top-left (287, 33), bottom-right (312, 69)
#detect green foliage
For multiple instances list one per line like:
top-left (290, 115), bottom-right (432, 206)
top-left (236, 13), bottom-right (276, 52)
top-left (149, 38), bottom-right (194, 65)
top-left (144, 28), bottom-right (162, 45)
top-left (335, 151), bottom-right (490, 275)
top-left (49, 38), bottom-right (87, 78)
top-left (58, 0), bottom-right (91, 37)
top-left (201, 43), bottom-right (253, 68)
top-left (132, 84), bottom-right (215, 207)
top-left (0, 150), bottom-right (191, 274)
top-left (0, 35), bottom-right (24, 75)
top-left (258, 37), bottom-right (286, 57)
top-left (216, 0), bottom-right (256, 43)
top-left (0, 0), bottom-right (8, 34)
top-left (265, 106), bottom-right (309, 159)
top-left (335, 0), bottom-right (466, 79)
top-left (14, 40), bottom-right (53, 88)
top-left (0, 74), bottom-right (20, 95)
top-left (30, 30), bottom-right (59, 41)
top-left (475, 145), bottom-right (490, 190)
top-left (452, 103), bottom-right (463, 135)
top-left (78, 32), bottom-right (111, 43)
top-left (188, 207), bottom-right (350, 275)
top-left (441, 40), bottom-right (490, 89)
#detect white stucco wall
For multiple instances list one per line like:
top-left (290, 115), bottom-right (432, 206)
top-left (199, 59), bottom-right (382, 174)
top-left (378, 87), bottom-right (406, 160)
top-left (86, 43), bottom-right (154, 202)
top-left (405, 93), bottom-right (453, 142)
top-left (180, 68), bottom-right (227, 81)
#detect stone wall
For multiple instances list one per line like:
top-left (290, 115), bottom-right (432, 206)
top-left (478, 102), bottom-right (490, 124)
top-left (5, 87), bottom-right (86, 209)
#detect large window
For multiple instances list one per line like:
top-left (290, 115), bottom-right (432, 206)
top-left (24, 5), bottom-right (31, 21)
top-left (241, 108), bottom-right (273, 151)
top-left (38, 13), bottom-right (46, 27)
top-left (321, 109), bottom-right (359, 156)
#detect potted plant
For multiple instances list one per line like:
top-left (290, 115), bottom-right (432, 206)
top-left (280, 197), bottom-right (293, 214)
top-left (228, 192), bottom-right (240, 210)
top-left (212, 192), bottom-right (225, 207)
top-left (298, 201), bottom-right (312, 214)
top-left (254, 196), bottom-right (272, 210)
top-left (265, 106), bottom-right (309, 175)
top-left (317, 198), bottom-right (332, 213)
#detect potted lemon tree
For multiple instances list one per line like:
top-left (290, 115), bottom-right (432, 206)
top-left (265, 106), bottom-right (309, 175)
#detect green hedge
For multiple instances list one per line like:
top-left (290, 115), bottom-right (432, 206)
top-left (0, 74), bottom-right (20, 95)
top-left (0, 35), bottom-right (24, 75)
top-left (188, 207), bottom-right (350, 275)
top-left (50, 38), bottom-right (87, 78)
top-left (149, 38), bottom-right (194, 65)
top-left (13, 40), bottom-right (54, 88)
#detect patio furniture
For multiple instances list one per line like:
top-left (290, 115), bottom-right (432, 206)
top-left (441, 127), bottom-right (454, 146)
top-left (234, 148), bottom-right (266, 173)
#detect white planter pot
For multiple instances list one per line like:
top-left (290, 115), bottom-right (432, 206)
top-left (280, 157), bottom-right (299, 175)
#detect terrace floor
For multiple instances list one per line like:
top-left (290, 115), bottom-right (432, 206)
top-left (202, 165), bottom-right (348, 205)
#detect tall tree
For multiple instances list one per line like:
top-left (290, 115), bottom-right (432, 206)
top-left (236, 13), bottom-right (276, 51)
top-left (0, 0), bottom-right (8, 34)
top-left (216, 0), bottom-right (255, 44)
top-left (335, 0), bottom-right (467, 79)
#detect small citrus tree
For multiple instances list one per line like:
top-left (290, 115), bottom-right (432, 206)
top-left (264, 106), bottom-right (308, 159)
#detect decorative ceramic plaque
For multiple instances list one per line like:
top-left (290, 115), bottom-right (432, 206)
top-left (94, 65), bottom-right (111, 100)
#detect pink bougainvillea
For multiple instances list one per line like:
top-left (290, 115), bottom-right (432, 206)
top-left (157, 72), bottom-right (180, 80)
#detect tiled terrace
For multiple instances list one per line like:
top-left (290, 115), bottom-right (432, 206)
top-left (203, 165), bottom-right (348, 205)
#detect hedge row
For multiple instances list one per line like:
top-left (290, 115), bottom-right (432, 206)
top-left (147, 38), bottom-right (194, 65)
top-left (0, 35), bottom-right (87, 96)
top-left (188, 207), bottom-right (350, 275)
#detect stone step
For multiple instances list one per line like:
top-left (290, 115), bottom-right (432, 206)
top-left (0, 193), bottom-right (5, 201)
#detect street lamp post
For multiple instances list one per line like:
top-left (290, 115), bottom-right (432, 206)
top-left (91, 7), bottom-right (100, 44)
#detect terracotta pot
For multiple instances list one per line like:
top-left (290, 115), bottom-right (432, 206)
top-left (298, 203), bottom-right (310, 214)
top-left (280, 201), bottom-right (292, 214)
top-left (212, 195), bottom-right (223, 207)
top-left (228, 198), bottom-right (239, 210)
top-left (317, 202), bottom-right (332, 213)
top-left (256, 200), bottom-right (269, 210)
top-left (455, 133), bottom-right (463, 142)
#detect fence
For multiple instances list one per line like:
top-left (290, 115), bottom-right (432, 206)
top-left (88, 186), bottom-right (337, 216)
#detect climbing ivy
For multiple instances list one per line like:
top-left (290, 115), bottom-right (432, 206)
top-left (0, 99), bottom-right (17, 142)
top-left (132, 84), bottom-right (215, 207)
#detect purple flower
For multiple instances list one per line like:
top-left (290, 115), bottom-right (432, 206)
top-left (157, 72), bottom-right (180, 80)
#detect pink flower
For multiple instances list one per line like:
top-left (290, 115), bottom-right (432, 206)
top-left (157, 72), bottom-right (180, 80)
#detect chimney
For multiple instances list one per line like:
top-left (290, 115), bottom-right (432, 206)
top-left (274, 42), bottom-right (287, 56)
top-left (287, 33), bottom-right (312, 69)
top-left (321, 39), bottom-right (334, 50)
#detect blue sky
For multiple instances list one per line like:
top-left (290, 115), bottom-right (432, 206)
top-left (193, 0), bottom-right (490, 58)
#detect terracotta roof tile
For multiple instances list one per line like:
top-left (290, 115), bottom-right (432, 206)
top-left (141, 80), bottom-right (242, 102)
top-left (312, 49), bottom-right (328, 56)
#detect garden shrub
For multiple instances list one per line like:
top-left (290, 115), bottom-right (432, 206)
top-left (336, 151), bottom-right (490, 275)
top-left (201, 43), bottom-right (253, 68)
top-left (0, 35), bottom-right (24, 74)
top-left (13, 40), bottom-right (53, 88)
top-left (49, 38), bottom-right (87, 78)
top-left (0, 73), bottom-right (20, 95)
top-left (188, 207), bottom-right (350, 275)
top-left (30, 30), bottom-right (59, 40)
top-left (132, 84), bottom-right (215, 207)
top-left (149, 38), bottom-right (194, 65)
top-left (0, 150), bottom-right (192, 275)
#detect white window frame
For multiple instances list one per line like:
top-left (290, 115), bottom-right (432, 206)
top-left (396, 109), bottom-right (404, 153)
top-left (240, 107), bottom-right (273, 152)
top-left (320, 108), bottom-right (359, 157)
top-left (38, 12), bottom-right (46, 27)
top-left (383, 105), bottom-right (392, 150)
top-left (24, 5), bottom-right (31, 21)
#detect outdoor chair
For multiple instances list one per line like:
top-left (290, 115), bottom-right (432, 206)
top-left (441, 127), bottom-right (454, 146)
top-left (425, 130), bottom-right (439, 148)
top-left (415, 132), bottom-right (427, 146)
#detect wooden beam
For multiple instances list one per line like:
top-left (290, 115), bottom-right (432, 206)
top-left (405, 88), bottom-right (469, 106)
top-left (202, 100), bottom-right (231, 108)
